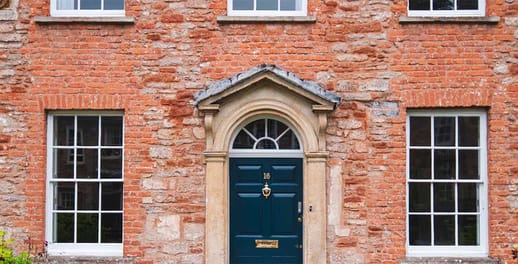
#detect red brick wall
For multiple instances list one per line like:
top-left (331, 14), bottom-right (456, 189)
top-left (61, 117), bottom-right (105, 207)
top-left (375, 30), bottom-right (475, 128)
top-left (0, 0), bottom-right (515, 262)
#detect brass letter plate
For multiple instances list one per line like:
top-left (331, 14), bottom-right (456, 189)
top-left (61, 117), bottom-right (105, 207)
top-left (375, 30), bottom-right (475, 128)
top-left (255, 239), bottom-right (279, 249)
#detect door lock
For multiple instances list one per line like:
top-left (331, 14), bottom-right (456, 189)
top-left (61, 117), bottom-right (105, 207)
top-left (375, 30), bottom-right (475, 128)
top-left (297, 216), bottom-right (303, 222)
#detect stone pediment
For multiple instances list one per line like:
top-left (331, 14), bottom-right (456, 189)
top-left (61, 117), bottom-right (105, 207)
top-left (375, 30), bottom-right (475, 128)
top-left (193, 64), bottom-right (341, 111)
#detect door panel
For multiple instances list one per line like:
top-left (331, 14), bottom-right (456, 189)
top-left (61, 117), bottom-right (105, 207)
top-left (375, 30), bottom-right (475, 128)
top-left (230, 158), bottom-right (303, 264)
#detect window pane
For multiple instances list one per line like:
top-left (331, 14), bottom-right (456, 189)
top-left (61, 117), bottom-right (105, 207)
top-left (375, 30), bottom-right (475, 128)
top-left (256, 139), bottom-right (276, 149)
top-left (434, 117), bottom-right (455, 146)
top-left (102, 182), bottom-right (123, 210)
top-left (101, 213), bottom-right (123, 243)
top-left (268, 119), bottom-right (287, 139)
top-left (54, 182), bottom-right (75, 210)
top-left (433, 0), bottom-right (453, 9)
top-left (257, 0), bottom-right (278, 10)
top-left (233, 0), bottom-right (254, 10)
top-left (76, 149), bottom-right (98, 179)
top-left (101, 151), bottom-right (122, 179)
top-left (54, 116), bottom-right (75, 146)
top-left (81, 0), bottom-right (102, 9)
top-left (104, 0), bottom-right (124, 10)
top-left (102, 116), bottom-right (123, 146)
top-left (409, 215), bottom-right (431, 245)
top-left (77, 213), bottom-right (99, 243)
top-left (457, 0), bottom-right (478, 9)
top-left (77, 116), bottom-right (98, 146)
top-left (78, 183), bottom-right (99, 210)
top-left (277, 130), bottom-right (300, 149)
top-left (245, 119), bottom-right (265, 139)
top-left (434, 149), bottom-right (455, 179)
top-left (434, 183), bottom-right (455, 212)
top-left (410, 117), bottom-right (431, 146)
top-left (458, 117), bottom-right (479, 146)
top-left (409, 0), bottom-right (430, 10)
top-left (434, 215), bottom-right (455, 245)
top-left (280, 0), bottom-right (297, 10)
top-left (54, 149), bottom-right (74, 178)
top-left (458, 183), bottom-right (478, 212)
top-left (410, 149), bottom-right (431, 179)
top-left (56, 0), bottom-right (77, 10)
top-left (459, 150), bottom-right (479, 179)
top-left (233, 130), bottom-right (255, 149)
top-left (409, 183), bottom-right (430, 212)
top-left (54, 213), bottom-right (74, 242)
top-left (459, 215), bottom-right (479, 245)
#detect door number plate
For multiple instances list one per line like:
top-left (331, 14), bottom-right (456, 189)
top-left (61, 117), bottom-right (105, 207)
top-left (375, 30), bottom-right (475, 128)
top-left (255, 239), bottom-right (279, 248)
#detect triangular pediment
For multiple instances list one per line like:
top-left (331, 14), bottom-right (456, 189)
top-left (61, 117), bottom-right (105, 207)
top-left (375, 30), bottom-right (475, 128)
top-left (193, 64), bottom-right (341, 111)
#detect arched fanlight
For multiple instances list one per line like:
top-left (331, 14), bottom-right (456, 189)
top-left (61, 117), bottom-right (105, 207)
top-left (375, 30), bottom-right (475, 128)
top-left (232, 118), bottom-right (300, 150)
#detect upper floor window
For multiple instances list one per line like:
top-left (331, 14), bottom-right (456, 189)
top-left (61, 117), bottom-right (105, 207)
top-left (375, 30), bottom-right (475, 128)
top-left (406, 109), bottom-right (487, 257)
top-left (228, 0), bottom-right (307, 16)
top-left (51, 0), bottom-right (125, 17)
top-left (46, 112), bottom-right (124, 256)
top-left (408, 0), bottom-right (484, 16)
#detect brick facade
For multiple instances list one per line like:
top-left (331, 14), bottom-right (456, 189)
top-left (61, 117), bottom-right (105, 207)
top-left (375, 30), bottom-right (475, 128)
top-left (0, 0), bottom-right (516, 262)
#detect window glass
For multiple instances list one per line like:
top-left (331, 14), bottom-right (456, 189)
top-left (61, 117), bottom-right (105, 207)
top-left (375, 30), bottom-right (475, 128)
top-left (257, 0), bottom-right (277, 10)
top-left (105, 0), bottom-right (124, 9)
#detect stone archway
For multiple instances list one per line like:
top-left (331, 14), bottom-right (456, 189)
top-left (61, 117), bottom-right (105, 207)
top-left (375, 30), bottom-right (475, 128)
top-left (194, 65), bottom-right (340, 263)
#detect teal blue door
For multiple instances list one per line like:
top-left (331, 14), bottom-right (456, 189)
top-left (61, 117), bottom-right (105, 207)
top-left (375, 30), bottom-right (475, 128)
top-left (230, 158), bottom-right (303, 264)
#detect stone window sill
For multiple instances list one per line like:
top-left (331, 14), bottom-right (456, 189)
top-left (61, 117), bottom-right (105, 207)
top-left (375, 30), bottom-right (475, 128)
top-left (399, 16), bottom-right (500, 24)
top-left (217, 15), bottom-right (316, 24)
top-left (0, 9), bottom-right (17, 21)
top-left (400, 257), bottom-right (499, 264)
top-left (47, 256), bottom-right (135, 263)
top-left (34, 16), bottom-right (135, 24)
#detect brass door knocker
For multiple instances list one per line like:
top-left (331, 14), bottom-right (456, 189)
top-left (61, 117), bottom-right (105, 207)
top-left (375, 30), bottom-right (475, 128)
top-left (262, 182), bottom-right (271, 199)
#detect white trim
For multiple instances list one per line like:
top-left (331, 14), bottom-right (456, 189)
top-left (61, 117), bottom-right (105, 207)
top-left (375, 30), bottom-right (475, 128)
top-left (46, 112), bottom-right (124, 257)
top-left (47, 244), bottom-right (123, 257)
top-left (229, 117), bottom-right (303, 154)
top-left (406, 109), bottom-right (488, 257)
top-left (407, 0), bottom-right (485, 17)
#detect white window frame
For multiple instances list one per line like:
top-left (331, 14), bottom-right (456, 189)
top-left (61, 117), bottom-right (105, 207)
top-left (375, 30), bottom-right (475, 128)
top-left (50, 0), bottom-right (125, 17)
top-left (229, 117), bottom-right (303, 158)
top-left (46, 111), bottom-right (124, 257)
top-left (227, 0), bottom-right (307, 16)
top-left (406, 109), bottom-right (488, 257)
top-left (407, 0), bottom-right (485, 17)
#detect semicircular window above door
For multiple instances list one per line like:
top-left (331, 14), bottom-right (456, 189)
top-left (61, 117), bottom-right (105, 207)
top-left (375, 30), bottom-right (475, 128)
top-left (232, 118), bottom-right (301, 150)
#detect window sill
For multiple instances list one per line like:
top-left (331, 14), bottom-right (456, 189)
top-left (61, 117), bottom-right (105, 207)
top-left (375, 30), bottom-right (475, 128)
top-left (399, 16), bottom-right (500, 24)
top-left (0, 9), bottom-right (17, 21)
top-left (217, 15), bottom-right (316, 24)
top-left (34, 16), bottom-right (135, 24)
top-left (47, 256), bottom-right (134, 264)
top-left (401, 257), bottom-right (499, 264)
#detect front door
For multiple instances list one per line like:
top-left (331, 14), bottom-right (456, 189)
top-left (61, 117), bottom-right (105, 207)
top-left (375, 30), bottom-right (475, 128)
top-left (230, 158), bottom-right (303, 264)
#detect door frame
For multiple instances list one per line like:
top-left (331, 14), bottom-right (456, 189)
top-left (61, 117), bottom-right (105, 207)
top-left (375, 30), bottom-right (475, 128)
top-left (229, 157), bottom-right (304, 263)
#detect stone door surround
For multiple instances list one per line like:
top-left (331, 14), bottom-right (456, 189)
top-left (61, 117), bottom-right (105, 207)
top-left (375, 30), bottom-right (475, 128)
top-left (194, 64), bottom-right (340, 263)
